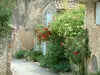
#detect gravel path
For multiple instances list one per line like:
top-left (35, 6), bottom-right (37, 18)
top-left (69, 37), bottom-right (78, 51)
top-left (11, 59), bottom-right (59, 75)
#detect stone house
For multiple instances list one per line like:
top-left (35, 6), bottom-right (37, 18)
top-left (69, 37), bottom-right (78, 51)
top-left (74, 0), bottom-right (100, 72)
top-left (35, 0), bottom-right (57, 54)
top-left (34, 0), bottom-right (69, 54)
top-left (36, 0), bottom-right (75, 54)
top-left (12, 0), bottom-right (75, 54)
top-left (12, 0), bottom-right (67, 54)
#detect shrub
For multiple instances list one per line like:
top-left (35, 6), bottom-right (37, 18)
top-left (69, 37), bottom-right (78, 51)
top-left (37, 4), bottom-right (90, 74)
top-left (0, 6), bottom-right (12, 37)
top-left (39, 56), bottom-right (48, 68)
top-left (40, 35), bottom-right (70, 72)
top-left (31, 51), bottom-right (43, 62)
top-left (15, 50), bottom-right (26, 59)
top-left (25, 50), bottom-right (43, 62)
top-left (24, 50), bottom-right (33, 61)
top-left (48, 5), bottom-right (91, 75)
top-left (89, 71), bottom-right (100, 75)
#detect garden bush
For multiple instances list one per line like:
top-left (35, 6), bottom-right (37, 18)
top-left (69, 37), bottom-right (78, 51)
top-left (39, 35), bottom-right (70, 72)
top-left (49, 5), bottom-right (91, 75)
top-left (25, 49), bottom-right (43, 62)
top-left (31, 51), bottom-right (43, 62)
top-left (0, 6), bottom-right (12, 37)
top-left (15, 50), bottom-right (26, 59)
top-left (89, 71), bottom-right (100, 75)
top-left (37, 4), bottom-right (91, 74)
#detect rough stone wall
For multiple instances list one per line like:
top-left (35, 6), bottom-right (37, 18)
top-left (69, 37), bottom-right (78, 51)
top-left (0, 38), bottom-right (7, 75)
top-left (6, 51), bottom-right (12, 75)
top-left (42, 1), bottom-right (56, 25)
top-left (20, 28), bottom-right (34, 50)
top-left (85, 2), bottom-right (100, 72)
top-left (13, 0), bottom-right (51, 31)
top-left (38, 1), bottom-right (56, 53)
top-left (12, 30), bottom-right (19, 56)
top-left (13, 0), bottom-right (54, 52)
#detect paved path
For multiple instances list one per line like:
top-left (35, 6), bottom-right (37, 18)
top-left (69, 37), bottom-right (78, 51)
top-left (11, 59), bottom-right (59, 75)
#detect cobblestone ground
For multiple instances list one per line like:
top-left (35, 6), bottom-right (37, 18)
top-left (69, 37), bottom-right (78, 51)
top-left (11, 59), bottom-right (59, 75)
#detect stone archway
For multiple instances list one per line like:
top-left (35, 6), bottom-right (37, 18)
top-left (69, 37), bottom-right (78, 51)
top-left (92, 55), bottom-right (98, 72)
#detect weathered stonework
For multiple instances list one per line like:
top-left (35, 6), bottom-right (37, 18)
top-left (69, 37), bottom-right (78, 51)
top-left (13, 0), bottom-right (51, 31)
top-left (85, 2), bottom-right (100, 72)
top-left (0, 38), bottom-right (7, 75)
top-left (42, 1), bottom-right (56, 25)
top-left (13, 0), bottom-right (56, 52)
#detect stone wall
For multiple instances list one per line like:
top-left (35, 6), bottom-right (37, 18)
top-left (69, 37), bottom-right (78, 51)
top-left (42, 1), bottom-right (56, 25)
top-left (20, 28), bottom-right (34, 50)
top-left (0, 38), bottom-right (8, 75)
top-left (13, 0), bottom-right (51, 31)
top-left (85, 2), bottom-right (100, 72)
top-left (13, 0), bottom-right (55, 52)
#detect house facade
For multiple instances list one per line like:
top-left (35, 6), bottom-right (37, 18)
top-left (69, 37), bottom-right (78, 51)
top-left (85, 1), bottom-right (100, 72)
top-left (74, 0), bottom-right (100, 72)
top-left (34, 0), bottom-right (68, 54)
top-left (12, 0), bottom-right (44, 54)
top-left (40, 1), bottom-right (56, 55)
top-left (12, 0), bottom-right (68, 54)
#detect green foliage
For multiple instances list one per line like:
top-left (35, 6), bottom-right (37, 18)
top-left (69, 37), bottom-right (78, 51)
top-left (47, 5), bottom-right (91, 75)
top-left (36, 4), bottom-right (90, 74)
top-left (65, 30), bottom-right (91, 64)
top-left (40, 35), bottom-right (70, 72)
top-left (0, 0), bottom-right (16, 9)
top-left (31, 51), bottom-right (43, 62)
top-left (89, 71), bottom-right (100, 75)
top-left (49, 5), bottom-right (85, 37)
top-left (25, 49), bottom-right (43, 62)
top-left (15, 50), bottom-right (26, 59)
top-left (0, 6), bottom-right (12, 37)
top-left (0, 0), bottom-right (16, 37)
top-left (97, 71), bottom-right (100, 75)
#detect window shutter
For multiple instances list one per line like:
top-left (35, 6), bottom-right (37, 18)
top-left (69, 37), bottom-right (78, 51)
top-left (96, 2), bottom-right (100, 25)
top-left (46, 14), bottom-right (53, 26)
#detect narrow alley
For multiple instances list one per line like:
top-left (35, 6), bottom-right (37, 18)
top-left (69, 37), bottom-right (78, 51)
top-left (11, 59), bottom-right (59, 75)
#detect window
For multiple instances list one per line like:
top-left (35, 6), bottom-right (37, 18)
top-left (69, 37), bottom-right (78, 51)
top-left (46, 14), bottom-right (53, 26)
top-left (96, 2), bottom-right (100, 25)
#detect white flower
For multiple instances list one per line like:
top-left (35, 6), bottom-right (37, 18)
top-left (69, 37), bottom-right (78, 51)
top-left (74, 33), bottom-right (76, 35)
top-left (81, 26), bottom-right (83, 28)
top-left (65, 24), bottom-right (69, 26)
top-left (77, 26), bottom-right (80, 28)
top-left (64, 31), bottom-right (67, 36)
top-left (73, 16), bottom-right (76, 19)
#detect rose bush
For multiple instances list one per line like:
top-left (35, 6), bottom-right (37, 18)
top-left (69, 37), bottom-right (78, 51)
top-left (36, 5), bottom-right (91, 74)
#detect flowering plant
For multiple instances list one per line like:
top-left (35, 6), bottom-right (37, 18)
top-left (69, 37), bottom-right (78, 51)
top-left (36, 26), bottom-right (51, 42)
